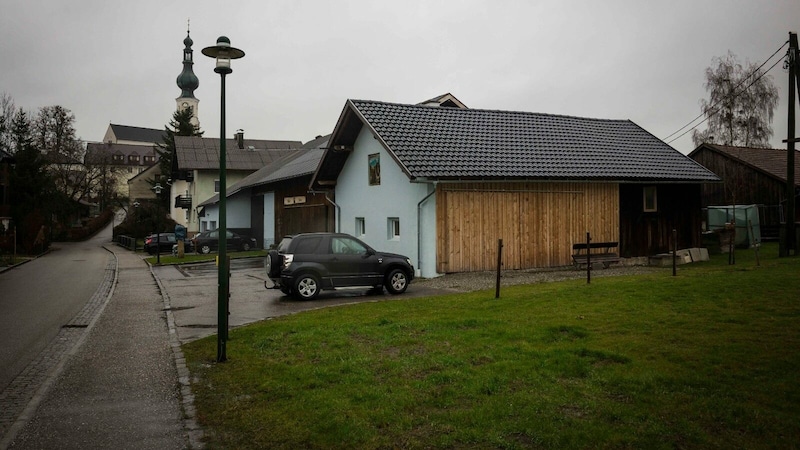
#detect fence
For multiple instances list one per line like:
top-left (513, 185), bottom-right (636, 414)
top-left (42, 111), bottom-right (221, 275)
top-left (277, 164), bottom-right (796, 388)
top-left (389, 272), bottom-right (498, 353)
top-left (115, 235), bottom-right (137, 251)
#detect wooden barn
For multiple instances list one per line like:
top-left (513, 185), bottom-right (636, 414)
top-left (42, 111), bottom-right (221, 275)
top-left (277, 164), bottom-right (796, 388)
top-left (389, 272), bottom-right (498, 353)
top-left (199, 138), bottom-right (334, 248)
top-left (689, 143), bottom-right (800, 239)
top-left (311, 98), bottom-right (721, 277)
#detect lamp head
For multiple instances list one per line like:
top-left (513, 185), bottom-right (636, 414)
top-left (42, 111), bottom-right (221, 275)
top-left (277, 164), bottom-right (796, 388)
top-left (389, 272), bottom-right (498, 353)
top-left (202, 36), bottom-right (245, 75)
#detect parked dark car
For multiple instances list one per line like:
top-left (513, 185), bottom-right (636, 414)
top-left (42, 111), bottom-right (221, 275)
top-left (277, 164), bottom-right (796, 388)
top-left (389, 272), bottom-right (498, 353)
top-left (191, 228), bottom-right (257, 254)
top-left (144, 233), bottom-right (178, 255)
top-left (171, 241), bottom-right (195, 256)
top-left (265, 232), bottom-right (414, 300)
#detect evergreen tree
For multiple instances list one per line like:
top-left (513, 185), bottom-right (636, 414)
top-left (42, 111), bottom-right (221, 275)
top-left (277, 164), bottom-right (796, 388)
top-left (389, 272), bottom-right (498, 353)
top-left (9, 109), bottom-right (61, 251)
top-left (155, 108), bottom-right (203, 183)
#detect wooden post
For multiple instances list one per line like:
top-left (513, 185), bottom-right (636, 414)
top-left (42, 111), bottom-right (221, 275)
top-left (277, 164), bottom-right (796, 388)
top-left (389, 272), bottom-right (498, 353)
top-left (495, 239), bottom-right (503, 299)
top-left (586, 232), bottom-right (591, 284)
top-left (782, 32), bottom-right (798, 256)
top-left (672, 229), bottom-right (677, 277)
top-left (749, 219), bottom-right (760, 266)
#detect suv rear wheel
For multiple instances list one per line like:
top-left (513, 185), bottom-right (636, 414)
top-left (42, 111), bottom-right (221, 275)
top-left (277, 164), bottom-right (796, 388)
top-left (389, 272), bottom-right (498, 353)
top-left (385, 268), bottom-right (409, 294)
top-left (294, 273), bottom-right (320, 300)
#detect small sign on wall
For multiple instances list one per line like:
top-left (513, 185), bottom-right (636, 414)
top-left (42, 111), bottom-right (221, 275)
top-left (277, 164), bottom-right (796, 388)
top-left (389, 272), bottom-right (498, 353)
top-left (284, 196), bottom-right (307, 206)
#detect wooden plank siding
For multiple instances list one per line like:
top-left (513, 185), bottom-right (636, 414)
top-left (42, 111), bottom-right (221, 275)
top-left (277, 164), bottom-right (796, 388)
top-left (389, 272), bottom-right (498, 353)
top-left (252, 175), bottom-right (335, 244)
top-left (436, 182), bottom-right (619, 273)
top-left (618, 183), bottom-right (703, 257)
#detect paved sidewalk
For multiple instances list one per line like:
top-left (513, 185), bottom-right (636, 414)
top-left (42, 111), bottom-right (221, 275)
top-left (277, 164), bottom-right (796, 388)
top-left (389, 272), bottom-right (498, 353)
top-left (5, 246), bottom-right (197, 449)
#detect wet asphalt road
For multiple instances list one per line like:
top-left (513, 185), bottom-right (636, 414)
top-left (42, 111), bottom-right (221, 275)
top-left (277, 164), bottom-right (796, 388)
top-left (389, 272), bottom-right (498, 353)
top-left (153, 257), bottom-right (451, 344)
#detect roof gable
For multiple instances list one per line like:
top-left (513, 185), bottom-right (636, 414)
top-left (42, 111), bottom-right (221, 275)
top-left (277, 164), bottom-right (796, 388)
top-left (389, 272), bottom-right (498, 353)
top-left (690, 144), bottom-right (800, 186)
top-left (108, 124), bottom-right (165, 144)
top-left (313, 100), bottom-right (720, 188)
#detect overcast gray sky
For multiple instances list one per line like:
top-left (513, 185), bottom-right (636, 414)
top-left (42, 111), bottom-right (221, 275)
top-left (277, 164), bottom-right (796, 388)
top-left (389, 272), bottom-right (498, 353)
top-left (2, 0), bottom-right (798, 154)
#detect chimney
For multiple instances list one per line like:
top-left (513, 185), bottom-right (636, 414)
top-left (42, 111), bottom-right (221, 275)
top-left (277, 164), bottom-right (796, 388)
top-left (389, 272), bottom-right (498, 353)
top-left (235, 129), bottom-right (244, 149)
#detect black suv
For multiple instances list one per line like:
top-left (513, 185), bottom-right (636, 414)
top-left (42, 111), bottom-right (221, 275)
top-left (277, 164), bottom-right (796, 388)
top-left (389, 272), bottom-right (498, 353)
top-left (265, 232), bottom-right (414, 300)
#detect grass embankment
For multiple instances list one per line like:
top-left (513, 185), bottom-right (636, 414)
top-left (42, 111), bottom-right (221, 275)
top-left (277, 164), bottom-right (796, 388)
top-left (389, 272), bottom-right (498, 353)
top-left (183, 244), bottom-right (799, 449)
top-left (143, 249), bottom-right (265, 265)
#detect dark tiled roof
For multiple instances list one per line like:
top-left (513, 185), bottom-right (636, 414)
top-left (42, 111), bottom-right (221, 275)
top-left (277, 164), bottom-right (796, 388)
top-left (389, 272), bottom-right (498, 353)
top-left (302, 134), bottom-right (330, 149)
top-left (349, 100), bottom-right (719, 182)
top-left (174, 136), bottom-right (302, 171)
top-left (109, 124), bottom-right (165, 144)
top-left (86, 142), bottom-right (159, 166)
top-left (199, 148), bottom-right (324, 206)
top-left (701, 144), bottom-right (800, 185)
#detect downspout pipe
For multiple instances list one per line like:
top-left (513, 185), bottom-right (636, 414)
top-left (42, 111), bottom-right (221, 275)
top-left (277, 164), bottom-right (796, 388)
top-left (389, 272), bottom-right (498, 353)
top-left (416, 181), bottom-right (437, 275)
top-left (312, 190), bottom-right (340, 233)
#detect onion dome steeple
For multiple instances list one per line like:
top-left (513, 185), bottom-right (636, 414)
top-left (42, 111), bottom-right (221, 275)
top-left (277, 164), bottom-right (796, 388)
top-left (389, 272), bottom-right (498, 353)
top-left (176, 29), bottom-right (199, 99)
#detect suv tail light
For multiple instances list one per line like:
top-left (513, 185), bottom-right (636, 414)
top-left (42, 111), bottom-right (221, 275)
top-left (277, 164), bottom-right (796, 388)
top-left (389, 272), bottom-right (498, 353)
top-left (283, 254), bottom-right (294, 269)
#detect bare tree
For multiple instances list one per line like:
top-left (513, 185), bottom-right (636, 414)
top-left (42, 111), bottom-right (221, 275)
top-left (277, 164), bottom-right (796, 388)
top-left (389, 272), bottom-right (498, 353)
top-left (0, 93), bottom-right (16, 153)
top-left (692, 51), bottom-right (779, 148)
top-left (33, 106), bottom-right (88, 202)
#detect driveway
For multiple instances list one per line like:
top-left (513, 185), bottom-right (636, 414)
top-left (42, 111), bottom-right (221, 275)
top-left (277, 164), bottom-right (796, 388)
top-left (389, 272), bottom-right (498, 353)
top-left (151, 258), bottom-right (450, 344)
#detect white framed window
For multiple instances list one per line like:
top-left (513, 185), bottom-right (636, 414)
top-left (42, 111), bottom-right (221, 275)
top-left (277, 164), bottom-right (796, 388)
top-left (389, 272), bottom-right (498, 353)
top-left (210, 220), bottom-right (217, 230)
top-left (355, 217), bottom-right (366, 237)
top-left (214, 179), bottom-right (220, 193)
top-left (643, 186), bottom-right (658, 212)
top-left (201, 221), bottom-right (208, 231)
top-left (388, 217), bottom-right (400, 240)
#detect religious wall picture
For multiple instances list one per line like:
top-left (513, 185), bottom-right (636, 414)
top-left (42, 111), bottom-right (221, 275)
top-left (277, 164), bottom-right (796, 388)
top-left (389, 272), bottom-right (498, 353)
top-left (368, 153), bottom-right (381, 185)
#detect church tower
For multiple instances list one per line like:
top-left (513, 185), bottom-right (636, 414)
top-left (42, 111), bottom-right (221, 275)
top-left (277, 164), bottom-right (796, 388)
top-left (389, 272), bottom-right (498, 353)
top-left (176, 26), bottom-right (200, 127)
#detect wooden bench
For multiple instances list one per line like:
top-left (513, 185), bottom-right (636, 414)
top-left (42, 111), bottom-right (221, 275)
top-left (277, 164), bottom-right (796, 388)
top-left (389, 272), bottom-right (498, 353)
top-left (572, 242), bottom-right (621, 269)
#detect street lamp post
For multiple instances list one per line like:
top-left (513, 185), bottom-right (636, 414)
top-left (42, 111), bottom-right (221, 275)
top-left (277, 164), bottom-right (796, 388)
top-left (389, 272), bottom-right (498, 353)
top-left (151, 183), bottom-right (164, 265)
top-left (202, 36), bottom-right (245, 363)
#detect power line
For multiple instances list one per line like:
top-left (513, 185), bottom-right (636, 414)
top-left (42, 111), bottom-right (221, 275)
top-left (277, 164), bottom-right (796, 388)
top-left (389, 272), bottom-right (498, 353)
top-left (662, 40), bottom-right (789, 144)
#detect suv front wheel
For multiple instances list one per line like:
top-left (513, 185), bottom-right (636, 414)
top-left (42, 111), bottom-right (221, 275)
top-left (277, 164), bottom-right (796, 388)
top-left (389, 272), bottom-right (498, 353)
top-left (294, 273), bottom-right (320, 300)
top-left (385, 268), bottom-right (409, 295)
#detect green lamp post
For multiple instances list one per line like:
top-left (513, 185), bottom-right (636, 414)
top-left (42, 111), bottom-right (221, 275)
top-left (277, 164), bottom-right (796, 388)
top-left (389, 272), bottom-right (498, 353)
top-left (202, 36), bottom-right (245, 363)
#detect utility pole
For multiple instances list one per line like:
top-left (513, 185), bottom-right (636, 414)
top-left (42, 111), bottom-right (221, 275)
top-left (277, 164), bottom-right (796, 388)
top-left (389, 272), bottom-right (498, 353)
top-left (781, 32), bottom-right (798, 256)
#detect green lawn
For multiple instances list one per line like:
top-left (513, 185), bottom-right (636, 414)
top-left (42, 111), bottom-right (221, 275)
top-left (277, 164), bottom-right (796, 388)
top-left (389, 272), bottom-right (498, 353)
top-left (183, 244), bottom-right (799, 449)
top-left (143, 249), bottom-right (265, 266)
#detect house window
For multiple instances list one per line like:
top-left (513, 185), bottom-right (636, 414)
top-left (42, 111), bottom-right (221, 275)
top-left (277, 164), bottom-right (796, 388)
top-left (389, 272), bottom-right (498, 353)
top-left (368, 153), bottom-right (380, 185)
top-left (214, 179), bottom-right (220, 193)
top-left (210, 220), bottom-right (217, 230)
top-left (355, 217), bottom-right (365, 237)
top-left (388, 217), bottom-right (400, 240)
top-left (201, 221), bottom-right (208, 231)
top-left (643, 186), bottom-right (658, 212)
top-left (128, 154), bottom-right (140, 164)
top-left (113, 154), bottom-right (124, 162)
top-left (143, 155), bottom-right (154, 163)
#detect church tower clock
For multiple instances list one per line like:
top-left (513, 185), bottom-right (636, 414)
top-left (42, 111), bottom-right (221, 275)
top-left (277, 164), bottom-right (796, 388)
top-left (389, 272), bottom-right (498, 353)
top-left (176, 26), bottom-right (200, 126)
